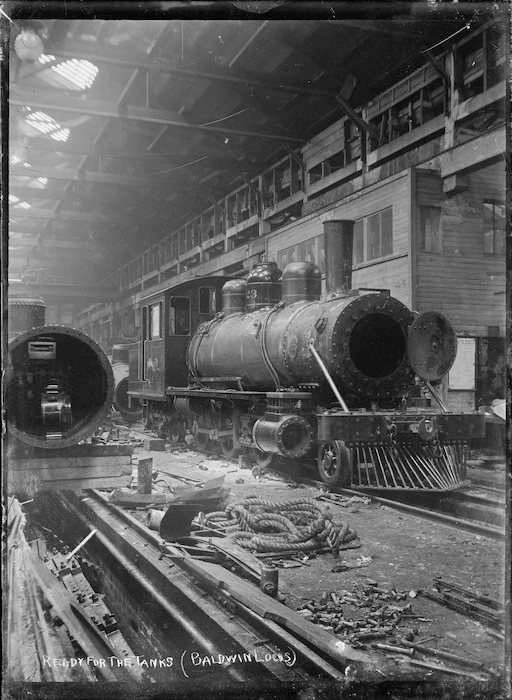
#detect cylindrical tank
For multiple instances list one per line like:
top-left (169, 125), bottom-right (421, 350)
top-left (111, 343), bottom-right (131, 365)
top-left (253, 414), bottom-right (312, 458)
top-left (6, 325), bottom-right (114, 449)
top-left (222, 279), bottom-right (247, 315)
top-left (189, 292), bottom-right (417, 402)
top-left (8, 298), bottom-right (46, 340)
top-left (112, 362), bottom-right (142, 420)
top-left (282, 262), bottom-right (322, 304)
top-left (323, 220), bottom-right (354, 297)
top-left (246, 262), bottom-right (282, 312)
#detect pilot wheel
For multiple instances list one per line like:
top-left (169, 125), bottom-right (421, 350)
top-left (317, 440), bottom-right (352, 488)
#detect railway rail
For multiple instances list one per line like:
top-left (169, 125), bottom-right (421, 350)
top-left (125, 422), bottom-right (506, 539)
top-left (164, 440), bottom-right (506, 541)
top-left (39, 488), bottom-right (417, 691)
top-left (275, 459), bottom-right (506, 540)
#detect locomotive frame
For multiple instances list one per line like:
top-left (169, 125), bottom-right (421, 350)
top-left (128, 222), bottom-right (485, 490)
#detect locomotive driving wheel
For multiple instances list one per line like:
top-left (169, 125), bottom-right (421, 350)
top-left (317, 441), bottom-right (352, 487)
top-left (194, 412), bottom-right (210, 450)
top-left (249, 448), bottom-right (275, 469)
top-left (218, 413), bottom-right (240, 460)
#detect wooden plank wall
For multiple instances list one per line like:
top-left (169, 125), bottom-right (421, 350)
top-left (266, 172), bottom-right (412, 307)
top-left (414, 164), bottom-right (506, 335)
top-left (302, 116), bottom-right (345, 170)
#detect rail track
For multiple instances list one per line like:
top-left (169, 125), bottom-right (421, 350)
top-left (129, 428), bottom-right (507, 539)
top-left (33, 488), bottom-right (416, 691)
top-left (272, 458), bottom-right (507, 540)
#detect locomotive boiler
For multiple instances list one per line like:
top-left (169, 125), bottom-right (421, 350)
top-left (6, 298), bottom-right (114, 450)
top-left (165, 220), bottom-right (484, 488)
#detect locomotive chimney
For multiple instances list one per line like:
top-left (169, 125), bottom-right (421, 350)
top-left (323, 219), bottom-right (354, 297)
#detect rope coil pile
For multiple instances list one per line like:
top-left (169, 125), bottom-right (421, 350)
top-left (202, 497), bottom-right (358, 555)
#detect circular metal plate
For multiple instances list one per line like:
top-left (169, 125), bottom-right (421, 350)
top-left (407, 312), bottom-right (457, 381)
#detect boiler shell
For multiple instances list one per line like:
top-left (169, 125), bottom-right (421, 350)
top-left (6, 325), bottom-right (115, 449)
top-left (188, 293), bottom-right (416, 401)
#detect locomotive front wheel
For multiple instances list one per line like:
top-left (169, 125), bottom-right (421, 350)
top-left (317, 441), bottom-right (352, 488)
top-left (250, 448), bottom-right (275, 469)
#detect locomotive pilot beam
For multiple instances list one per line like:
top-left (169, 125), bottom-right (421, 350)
top-left (129, 220), bottom-right (485, 489)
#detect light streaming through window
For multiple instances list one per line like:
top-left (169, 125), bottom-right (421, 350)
top-left (39, 54), bottom-right (99, 90)
top-left (24, 110), bottom-right (70, 142)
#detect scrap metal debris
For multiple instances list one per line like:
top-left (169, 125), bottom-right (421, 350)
top-left (296, 581), bottom-right (424, 645)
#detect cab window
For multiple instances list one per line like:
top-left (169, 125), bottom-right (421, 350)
top-left (199, 286), bottom-right (216, 315)
top-left (149, 302), bottom-right (162, 339)
top-left (169, 297), bottom-right (191, 335)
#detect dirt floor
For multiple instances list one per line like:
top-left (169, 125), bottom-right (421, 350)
top-left (118, 431), bottom-right (507, 683)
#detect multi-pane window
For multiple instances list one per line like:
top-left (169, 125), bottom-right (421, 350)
top-left (278, 235), bottom-right (324, 274)
top-left (420, 206), bottom-right (443, 253)
top-left (483, 201), bottom-right (506, 255)
top-left (353, 208), bottom-right (393, 264)
top-left (199, 287), bottom-right (216, 315)
top-left (353, 220), bottom-right (364, 264)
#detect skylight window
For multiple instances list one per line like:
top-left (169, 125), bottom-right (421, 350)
top-left (10, 155), bottom-right (22, 165)
top-left (37, 177), bottom-right (48, 185)
top-left (24, 111), bottom-right (70, 143)
top-left (10, 196), bottom-right (31, 209)
top-left (38, 54), bottom-right (99, 90)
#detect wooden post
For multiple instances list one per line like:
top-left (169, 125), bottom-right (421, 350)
top-left (137, 457), bottom-right (153, 494)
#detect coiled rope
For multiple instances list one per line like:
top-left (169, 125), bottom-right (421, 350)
top-left (202, 497), bottom-right (358, 555)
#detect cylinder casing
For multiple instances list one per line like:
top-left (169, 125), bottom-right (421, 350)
top-left (252, 414), bottom-right (312, 458)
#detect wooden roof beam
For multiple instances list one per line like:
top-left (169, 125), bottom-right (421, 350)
top-left (10, 164), bottom-right (220, 197)
top-left (28, 43), bottom-right (337, 98)
top-left (7, 280), bottom-right (121, 303)
top-left (10, 87), bottom-right (303, 143)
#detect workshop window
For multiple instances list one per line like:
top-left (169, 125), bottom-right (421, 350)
top-left (199, 286), bottom-right (216, 315)
top-left (354, 208), bottom-right (393, 264)
top-left (149, 302), bottom-right (162, 339)
top-left (420, 206), bottom-right (443, 253)
top-left (169, 297), bottom-right (191, 336)
top-left (353, 219), bottom-right (364, 265)
top-left (483, 201), bottom-right (506, 255)
top-left (278, 235), bottom-right (324, 274)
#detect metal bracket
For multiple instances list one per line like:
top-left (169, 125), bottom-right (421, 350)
top-left (334, 93), bottom-right (378, 140)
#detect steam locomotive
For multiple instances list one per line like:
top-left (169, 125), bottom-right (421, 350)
top-left (6, 298), bottom-right (114, 450)
top-left (129, 220), bottom-right (484, 489)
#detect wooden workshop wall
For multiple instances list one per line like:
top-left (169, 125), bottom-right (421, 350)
top-left (266, 172), bottom-right (412, 307)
